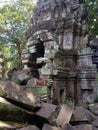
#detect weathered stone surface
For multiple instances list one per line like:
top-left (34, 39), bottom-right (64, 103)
top-left (88, 103), bottom-right (98, 114)
top-left (63, 33), bottom-right (73, 50)
top-left (74, 124), bottom-right (93, 130)
top-left (0, 87), bottom-right (7, 97)
top-left (82, 93), bottom-right (96, 104)
top-left (92, 117), bottom-right (98, 127)
top-left (11, 69), bottom-right (31, 85)
top-left (56, 105), bottom-right (73, 127)
top-left (42, 124), bottom-right (59, 130)
top-left (95, 109), bottom-right (98, 116)
top-left (37, 102), bottom-right (57, 119)
top-left (77, 54), bottom-right (93, 68)
top-left (0, 121), bottom-right (31, 130)
top-left (27, 78), bottom-right (37, 87)
top-left (27, 77), bottom-right (46, 87)
top-left (73, 106), bottom-right (96, 122)
top-left (93, 127), bottom-right (98, 130)
top-left (17, 125), bottom-right (40, 130)
top-left (0, 98), bottom-right (32, 123)
top-left (0, 121), bottom-right (16, 129)
top-left (62, 123), bottom-right (75, 130)
top-left (0, 81), bottom-right (41, 111)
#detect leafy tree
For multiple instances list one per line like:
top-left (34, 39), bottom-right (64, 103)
top-left (85, 0), bottom-right (98, 36)
top-left (0, 0), bottom-right (35, 74)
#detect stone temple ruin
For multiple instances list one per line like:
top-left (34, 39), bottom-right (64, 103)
top-left (21, 0), bottom-right (98, 105)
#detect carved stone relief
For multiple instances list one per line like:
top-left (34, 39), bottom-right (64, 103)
top-left (63, 32), bottom-right (73, 50)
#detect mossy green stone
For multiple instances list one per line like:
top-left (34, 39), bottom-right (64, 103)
top-left (0, 87), bottom-right (7, 97)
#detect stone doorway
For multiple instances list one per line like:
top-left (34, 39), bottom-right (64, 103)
top-left (59, 88), bottom-right (66, 103)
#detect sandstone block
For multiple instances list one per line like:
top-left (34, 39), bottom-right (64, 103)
top-left (73, 106), bottom-right (96, 122)
top-left (37, 102), bottom-right (57, 119)
top-left (0, 81), bottom-right (41, 112)
top-left (61, 123), bottom-right (75, 130)
top-left (74, 124), bottom-right (93, 130)
top-left (17, 125), bottom-right (40, 130)
top-left (92, 117), bottom-right (98, 127)
top-left (56, 105), bottom-right (73, 127)
top-left (42, 124), bottom-right (59, 130)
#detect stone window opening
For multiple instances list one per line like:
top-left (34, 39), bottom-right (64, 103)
top-left (36, 38), bottom-right (45, 58)
top-left (28, 38), bottom-right (45, 79)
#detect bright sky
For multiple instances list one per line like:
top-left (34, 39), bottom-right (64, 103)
top-left (0, 0), bottom-right (11, 6)
top-left (0, 0), bottom-right (37, 7)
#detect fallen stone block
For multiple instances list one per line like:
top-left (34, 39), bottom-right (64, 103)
top-left (61, 123), bottom-right (75, 130)
top-left (93, 127), bottom-right (98, 130)
top-left (8, 69), bottom-right (31, 85)
top-left (42, 124), bottom-right (59, 130)
top-left (0, 99), bottom-right (29, 123)
top-left (36, 102), bottom-right (58, 127)
top-left (37, 102), bottom-right (57, 119)
top-left (0, 121), bottom-right (30, 130)
top-left (73, 106), bottom-right (96, 122)
top-left (0, 81), bottom-right (41, 112)
top-left (74, 124), bottom-right (93, 130)
top-left (92, 117), bottom-right (98, 127)
top-left (17, 125), bottom-right (40, 130)
top-left (88, 103), bottom-right (98, 115)
top-left (56, 105), bottom-right (73, 127)
top-left (0, 121), bottom-right (16, 130)
top-left (0, 97), bottom-right (42, 125)
top-left (95, 109), bottom-right (98, 116)
top-left (27, 78), bottom-right (37, 87)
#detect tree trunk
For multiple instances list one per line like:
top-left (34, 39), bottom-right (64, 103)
top-left (16, 42), bottom-right (23, 68)
top-left (16, 42), bottom-right (22, 61)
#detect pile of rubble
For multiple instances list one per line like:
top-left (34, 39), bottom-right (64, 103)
top-left (16, 104), bottom-right (98, 130)
top-left (0, 81), bottom-right (98, 130)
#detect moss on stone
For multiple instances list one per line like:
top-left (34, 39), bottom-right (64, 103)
top-left (0, 87), bottom-right (7, 97)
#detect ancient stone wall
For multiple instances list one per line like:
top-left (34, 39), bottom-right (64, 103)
top-left (21, 0), bottom-right (98, 105)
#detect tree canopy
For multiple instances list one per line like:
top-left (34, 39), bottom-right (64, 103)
top-left (0, 0), bottom-right (35, 75)
top-left (85, 0), bottom-right (98, 37)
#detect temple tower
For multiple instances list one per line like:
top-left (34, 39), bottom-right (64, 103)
top-left (21, 0), bottom-right (98, 105)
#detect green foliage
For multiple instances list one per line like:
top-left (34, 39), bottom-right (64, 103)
top-left (85, 0), bottom-right (98, 36)
top-left (0, 0), bottom-right (35, 74)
